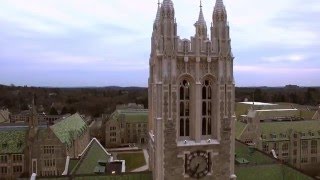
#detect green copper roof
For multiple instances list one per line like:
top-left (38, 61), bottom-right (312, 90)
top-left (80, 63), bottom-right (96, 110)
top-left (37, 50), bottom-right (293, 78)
top-left (235, 140), bottom-right (313, 180)
top-left (71, 138), bottom-right (112, 175)
top-left (110, 109), bottom-right (148, 123)
top-left (236, 164), bottom-right (313, 180)
top-left (0, 126), bottom-right (27, 154)
top-left (235, 141), bottom-right (276, 165)
top-left (260, 120), bottom-right (320, 140)
top-left (50, 113), bottom-right (87, 146)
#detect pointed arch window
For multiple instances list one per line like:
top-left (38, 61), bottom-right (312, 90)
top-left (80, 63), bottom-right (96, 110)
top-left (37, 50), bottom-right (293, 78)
top-left (201, 79), bottom-right (213, 136)
top-left (179, 80), bottom-right (191, 137)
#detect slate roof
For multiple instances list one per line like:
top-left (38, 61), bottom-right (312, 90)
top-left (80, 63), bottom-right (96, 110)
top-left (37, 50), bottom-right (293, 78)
top-left (110, 109), bottom-right (148, 123)
top-left (50, 113), bottom-right (88, 146)
top-left (235, 140), bottom-right (313, 180)
top-left (70, 138), bottom-right (112, 175)
top-left (0, 126), bottom-right (28, 154)
top-left (260, 120), bottom-right (320, 140)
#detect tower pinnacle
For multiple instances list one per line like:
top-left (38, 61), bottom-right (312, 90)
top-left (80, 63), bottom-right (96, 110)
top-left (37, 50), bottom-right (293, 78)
top-left (214, 0), bottom-right (226, 14)
top-left (162, 0), bottom-right (174, 10)
top-left (154, 0), bottom-right (161, 23)
top-left (197, 0), bottom-right (206, 25)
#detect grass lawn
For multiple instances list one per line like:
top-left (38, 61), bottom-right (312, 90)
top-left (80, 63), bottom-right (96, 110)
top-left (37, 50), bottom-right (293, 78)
top-left (117, 152), bottom-right (146, 171)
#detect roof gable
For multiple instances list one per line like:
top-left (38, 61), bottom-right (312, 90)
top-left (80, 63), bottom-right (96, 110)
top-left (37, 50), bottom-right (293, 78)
top-left (71, 138), bottom-right (112, 175)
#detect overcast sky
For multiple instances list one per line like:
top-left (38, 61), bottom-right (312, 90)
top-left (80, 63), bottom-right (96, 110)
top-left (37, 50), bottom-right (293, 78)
top-left (0, 0), bottom-right (319, 87)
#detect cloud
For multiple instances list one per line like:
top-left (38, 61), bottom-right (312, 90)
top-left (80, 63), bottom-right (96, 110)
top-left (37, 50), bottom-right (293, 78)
top-left (0, 0), bottom-right (319, 86)
top-left (262, 54), bottom-right (308, 63)
top-left (234, 65), bottom-right (320, 74)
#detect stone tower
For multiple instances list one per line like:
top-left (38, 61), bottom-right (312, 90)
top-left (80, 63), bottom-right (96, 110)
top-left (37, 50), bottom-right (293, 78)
top-left (148, 0), bottom-right (236, 179)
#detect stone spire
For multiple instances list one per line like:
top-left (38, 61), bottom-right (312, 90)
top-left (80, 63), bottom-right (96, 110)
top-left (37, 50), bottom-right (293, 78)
top-left (155, 0), bottom-right (161, 24)
top-left (195, 0), bottom-right (207, 38)
top-left (196, 0), bottom-right (206, 25)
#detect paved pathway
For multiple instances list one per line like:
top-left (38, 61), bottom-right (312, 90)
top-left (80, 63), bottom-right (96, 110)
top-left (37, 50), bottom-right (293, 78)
top-left (131, 149), bottom-right (149, 172)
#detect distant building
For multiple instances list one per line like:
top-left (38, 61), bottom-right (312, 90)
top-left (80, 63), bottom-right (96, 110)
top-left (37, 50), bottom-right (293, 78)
top-left (236, 105), bottom-right (320, 176)
top-left (105, 104), bottom-right (148, 147)
top-left (10, 110), bottom-right (70, 125)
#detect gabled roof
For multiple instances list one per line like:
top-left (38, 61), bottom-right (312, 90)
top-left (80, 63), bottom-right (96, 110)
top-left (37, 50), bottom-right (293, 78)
top-left (50, 113), bottom-right (87, 146)
top-left (0, 126), bottom-right (28, 154)
top-left (70, 138), bottom-right (112, 175)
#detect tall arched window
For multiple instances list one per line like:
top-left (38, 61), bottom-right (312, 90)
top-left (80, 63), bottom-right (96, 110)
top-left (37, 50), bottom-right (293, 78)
top-left (179, 80), bottom-right (190, 137)
top-left (202, 79), bottom-right (212, 136)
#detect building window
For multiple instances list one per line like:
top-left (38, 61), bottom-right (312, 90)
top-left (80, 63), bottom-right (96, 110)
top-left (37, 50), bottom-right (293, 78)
top-left (179, 80), bottom-right (191, 137)
top-left (13, 154), bottom-right (23, 163)
top-left (311, 157), bottom-right (317, 163)
top-left (293, 141), bottom-right (297, 147)
top-left (0, 155), bottom-right (7, 163)
top-left (293, 149), bottom-right (297, 155)
top-left (13, 166), bottom-right (22, 173)
top-left (301, 157), bottom-right (308, 163)
top-left (201, 79), bottom-right (213, 136)
top-left (44, 159), bottom-right (56, 167)
top-left (282, 143), bottom-right (289, 151)
top-left (110, 132), bottom-right (116, 137)
top-left (110, 126), bottom-right (116, 131)
top-left (301, 140), bottom-right (308, 154)
top-left (262, 143), bottom-right (269, 152)
top-left (0, 167), bottom-right (7, 174)
top-left (43, 146), bottom-right (54, 154)
top-left (110, 138), bottom-right (117, 143)
top-left (273, 143), bottom-right (278, 150)
top-left (293, 159), bottom-right (297, 164)
top-left (311, 140), bottom-right (317, 154)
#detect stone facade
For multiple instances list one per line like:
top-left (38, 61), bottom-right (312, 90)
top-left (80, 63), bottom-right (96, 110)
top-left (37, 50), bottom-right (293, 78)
top-left (148, 0), bottom-right (235, 179)
top-left (0, 153), bottom-right (25, 179)
top-left (105, 104), bottom-right (148, 147)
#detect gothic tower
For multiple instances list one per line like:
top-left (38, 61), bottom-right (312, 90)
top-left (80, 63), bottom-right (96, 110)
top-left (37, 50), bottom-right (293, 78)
top-left (148, 0), bottom-right (236, 179)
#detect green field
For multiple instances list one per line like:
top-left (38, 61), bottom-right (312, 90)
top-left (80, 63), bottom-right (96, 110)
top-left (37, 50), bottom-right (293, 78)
top-left (117, 152), bottom-right (146, 172)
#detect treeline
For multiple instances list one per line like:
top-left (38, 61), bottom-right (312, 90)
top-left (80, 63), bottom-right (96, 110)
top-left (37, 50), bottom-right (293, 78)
top-left (235, 87), bottom-right (320, 106)
top-left (0, 84), bottom-right (319, 117)
top-left (0, 85), bottom-right (147, 117)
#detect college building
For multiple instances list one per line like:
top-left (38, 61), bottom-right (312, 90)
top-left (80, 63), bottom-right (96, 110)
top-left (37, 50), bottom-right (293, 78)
top-left (236, 102), bottom-right (320, 176)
